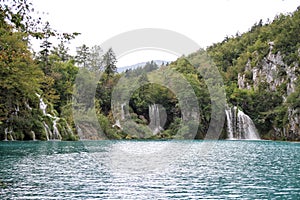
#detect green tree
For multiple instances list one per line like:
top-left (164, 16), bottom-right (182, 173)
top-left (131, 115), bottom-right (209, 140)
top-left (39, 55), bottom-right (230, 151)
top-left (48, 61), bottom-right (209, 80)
top-left (38, 21), bottom-right (55, 74)
top-left (75, 44), bottom-right (90, 68)
top-left (0, 19), bottom-right (43, 133)
top-left (51, 41), bottom-right (72, 62)
top-left (88, 45), bottom-right (103, 72)
top-left (103, 48), bottom-right (117, 76)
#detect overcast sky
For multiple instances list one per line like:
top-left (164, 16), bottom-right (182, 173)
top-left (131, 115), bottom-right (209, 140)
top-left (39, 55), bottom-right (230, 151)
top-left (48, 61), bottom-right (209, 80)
top-left (31, 0), bottom-right (300, 67)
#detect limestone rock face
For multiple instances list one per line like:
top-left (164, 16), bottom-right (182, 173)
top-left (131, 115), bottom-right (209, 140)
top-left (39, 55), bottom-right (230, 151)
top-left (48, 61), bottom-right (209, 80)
top-left (237, 45), bottom-right (300, 140)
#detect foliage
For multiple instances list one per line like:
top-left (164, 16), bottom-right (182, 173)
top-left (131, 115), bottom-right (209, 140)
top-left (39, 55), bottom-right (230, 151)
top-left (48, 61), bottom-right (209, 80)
top-left (103, 48), bottom-right (117, 76)
top-left (287, 79), bottom-right (300, 109)
top-left (0, 21), bottom-right (42, 127)
top-left (1, 1), bottom-right (300, 141)
top-left (205, 7), bottom-right (300, 140)
top-left (0, 0), bottom-right (78, 140)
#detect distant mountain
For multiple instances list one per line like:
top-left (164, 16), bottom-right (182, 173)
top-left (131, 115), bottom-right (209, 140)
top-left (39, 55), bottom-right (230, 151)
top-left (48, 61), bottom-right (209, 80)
top-left (117, 60), bottom-right (171, 73)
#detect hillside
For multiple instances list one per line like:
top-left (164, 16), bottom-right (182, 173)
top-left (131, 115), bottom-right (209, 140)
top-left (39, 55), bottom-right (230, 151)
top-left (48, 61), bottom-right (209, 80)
top-left (203, 7), bottom-right (300, 140)
top-left (1, 1), bottom-right (300, 141)
top-left (106, 7), bottom-right (300, 140)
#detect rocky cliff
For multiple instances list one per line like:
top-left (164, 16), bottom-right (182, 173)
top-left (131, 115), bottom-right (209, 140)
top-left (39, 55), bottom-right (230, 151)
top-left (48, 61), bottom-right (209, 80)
top-left (205, 7), bottom-right (300, 140)
top-left (237, 43), bottom-right (300, 140)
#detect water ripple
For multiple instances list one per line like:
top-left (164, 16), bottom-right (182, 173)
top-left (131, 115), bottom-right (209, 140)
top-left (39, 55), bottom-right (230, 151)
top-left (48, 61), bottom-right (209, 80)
top-left (0, 140), bottom-right (299, 199)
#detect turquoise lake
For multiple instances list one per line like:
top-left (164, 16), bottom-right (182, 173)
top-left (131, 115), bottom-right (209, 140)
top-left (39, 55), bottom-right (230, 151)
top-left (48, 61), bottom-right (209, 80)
top-left (0, 140), bottom-right (299, 199)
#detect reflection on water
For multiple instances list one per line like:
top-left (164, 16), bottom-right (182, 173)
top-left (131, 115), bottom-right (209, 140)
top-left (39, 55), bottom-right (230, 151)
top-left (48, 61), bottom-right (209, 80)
top-left (0, 140), bottom-right (299, 199)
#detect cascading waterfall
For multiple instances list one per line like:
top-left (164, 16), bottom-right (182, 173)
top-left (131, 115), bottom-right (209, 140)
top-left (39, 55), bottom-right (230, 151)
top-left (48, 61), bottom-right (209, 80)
top-left (14, 105), bottom-right (19, 115)
top-left (25, 102), bottom-right (32, 110)
top-left (4, 128), bottom-right (14, 141)
top-left (43, 122), bottom-right (51, 141)
top-left (112, 119), bottom-right (122, 129)
top-left (225, 106), bottom-right (260, 140)
top-left (112, 103), bottom-right (127, 129)
top-left (237, 110), bottom-right (260, 139)
top-left (52, 118), bottom-right (62, 140)
top-left (121, 103), bottom-right (126, 120)
top-left (149, 104), bottom-right (164, 135)
top-left (31, 131), bottom-right (36, 141)
top-left (3, 105), bottom-right (18, 141)
top-left (225, 108), bottom-right (234, 139)
top-left (37, 94), bottom-right (47, 116)
top-left (36, 93), bottom-right (62, 140)
top-left (4, 128), bottom-right (8, 141)
top-left (10, 132), bottom-right (14, 141)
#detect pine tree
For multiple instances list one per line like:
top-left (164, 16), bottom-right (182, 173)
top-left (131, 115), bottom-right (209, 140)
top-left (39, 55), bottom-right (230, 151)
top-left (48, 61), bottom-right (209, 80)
top-left (103, 48), bottom-right (117, 76)
top-left (75, 44), bottom-right (90, 68)
top-left (88, 45), bottom-right (103, 72)
top-left (51, 41), bottom-right (72, 62)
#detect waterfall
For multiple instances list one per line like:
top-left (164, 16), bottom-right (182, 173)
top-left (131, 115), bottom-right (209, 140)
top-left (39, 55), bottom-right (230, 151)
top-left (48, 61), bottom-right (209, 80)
top-left (14, 105), bottom-right (19, 116)
top-left (112, 103), bottom-right (127, 129)
top-left (149, 104), bottom-right (164, 135)
top-left (237, 110), bottom-right (260, 140)
top-left (9, 132), bottom-right (14, 141)
top-left (31, 131), bottom-right (36, 141)
top-left (37, 94), bottom-right (62, 140)
top-left (4, 128), bottom-right (8, 141)
top-left (43, 122), bottom-right (51, 141)
top-left (4, 128), bottom-right (14, 141)
top-left (52, 117), bottom-right (62, 140)
top-left (37, 93), bottom-right (47, 115)
top-left (121, 103), bottom-right (126, 120)
top-left (225, 109), bottom-right (234, 139)
top-left (225, 106), bottom-right (260, 140)
top-left (112, 119), bottom-right (122, 129)
top-left (25, 102), bottom-right (32, 110)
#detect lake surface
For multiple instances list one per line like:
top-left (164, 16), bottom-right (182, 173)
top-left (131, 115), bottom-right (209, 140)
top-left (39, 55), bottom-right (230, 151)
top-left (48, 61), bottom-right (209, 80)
top-left (0, 140), bottom-right (299, 199)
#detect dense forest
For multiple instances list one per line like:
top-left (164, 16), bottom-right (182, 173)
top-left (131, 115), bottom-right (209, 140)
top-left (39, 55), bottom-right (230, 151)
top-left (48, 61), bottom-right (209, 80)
top-left (1, 1), bottom-right (300, 141)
